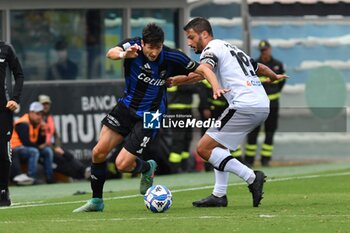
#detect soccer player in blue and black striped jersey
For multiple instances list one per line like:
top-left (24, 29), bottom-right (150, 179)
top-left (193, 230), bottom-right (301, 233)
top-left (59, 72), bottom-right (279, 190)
top-left (73, 23), bottom-right (227, 213)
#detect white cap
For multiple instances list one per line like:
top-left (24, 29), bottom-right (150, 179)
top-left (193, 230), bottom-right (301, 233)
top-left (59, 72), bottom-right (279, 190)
top-left (38, 95), bottom-right (52, 104)
top-left (29, 101), bottom-right (44, 112)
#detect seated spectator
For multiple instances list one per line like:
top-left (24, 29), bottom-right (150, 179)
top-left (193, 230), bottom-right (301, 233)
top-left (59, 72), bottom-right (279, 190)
top-left (11, 102), bottom-right (55, 184)
top-left (38, 95), bottom-right (90, 180)
top-left (47, 40), bottom-right (78, 80)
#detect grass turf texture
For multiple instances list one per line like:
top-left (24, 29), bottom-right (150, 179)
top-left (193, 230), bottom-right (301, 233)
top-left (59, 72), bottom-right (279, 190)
top-left (1, 162), bottom-right (350, 233)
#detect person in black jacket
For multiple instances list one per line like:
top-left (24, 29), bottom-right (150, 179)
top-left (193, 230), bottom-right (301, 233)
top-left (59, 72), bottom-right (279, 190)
top-left (0, 42), bottom-right (24, 207)
top-left (245, 40), bottom-right (286, 167)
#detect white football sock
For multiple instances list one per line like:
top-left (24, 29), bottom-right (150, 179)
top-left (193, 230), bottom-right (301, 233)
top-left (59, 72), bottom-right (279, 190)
top-left (209, 147), bottom-right (255, 184)
top-left (212, 169), bottom-right (229, 197)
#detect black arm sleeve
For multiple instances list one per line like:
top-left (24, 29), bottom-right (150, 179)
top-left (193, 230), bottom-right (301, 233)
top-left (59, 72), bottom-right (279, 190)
top-left (163, 47), bottom-right (199, 77)
top-left (15, 123), bottom-right (39, 148)
top-left (7, 44), bottom-right (24, 104)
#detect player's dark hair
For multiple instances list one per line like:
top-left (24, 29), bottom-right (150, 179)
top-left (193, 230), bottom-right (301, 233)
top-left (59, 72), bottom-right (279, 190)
top-left (142, 23), bottom-right (164, 45)
top-left (183, 17), bottom-right (213, 36)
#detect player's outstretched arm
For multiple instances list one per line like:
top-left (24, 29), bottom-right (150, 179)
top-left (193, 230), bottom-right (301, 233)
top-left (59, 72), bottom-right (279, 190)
top-left (106, 44), bottom-right (141, 60)
top-left (256, 63), bottom-right (288, 83)
top-left (166, 73), bottom-right (204, 87)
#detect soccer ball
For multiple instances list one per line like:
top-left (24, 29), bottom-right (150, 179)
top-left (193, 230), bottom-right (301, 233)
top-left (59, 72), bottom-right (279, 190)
top-left (144, 185), bottom-right (172, 213)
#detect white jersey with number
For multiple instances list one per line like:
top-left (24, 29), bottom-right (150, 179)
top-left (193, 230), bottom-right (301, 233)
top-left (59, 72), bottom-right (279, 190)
top-left (200, 39), bottom-right (269, 111)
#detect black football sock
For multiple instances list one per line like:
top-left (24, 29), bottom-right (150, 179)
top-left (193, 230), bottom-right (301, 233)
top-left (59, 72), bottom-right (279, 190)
top-left (132, 157), bottom-right (150, 174)
top-left (90, 162), bottom-right (107, 199)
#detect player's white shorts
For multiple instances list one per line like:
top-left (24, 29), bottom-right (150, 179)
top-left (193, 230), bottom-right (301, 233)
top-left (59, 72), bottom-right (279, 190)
top-left (206, 108), bottom-right (269, 151)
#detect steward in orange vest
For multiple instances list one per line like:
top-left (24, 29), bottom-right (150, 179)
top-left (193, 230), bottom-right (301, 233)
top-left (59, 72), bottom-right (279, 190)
top-left (10, 102), bottom-right (55, 183)
top-left (11, 113), bottom-right (45, 149)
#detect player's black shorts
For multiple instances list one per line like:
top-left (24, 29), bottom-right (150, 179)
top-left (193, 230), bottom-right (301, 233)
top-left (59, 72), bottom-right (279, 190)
top-left (101, 102), bottom-right (156, 156)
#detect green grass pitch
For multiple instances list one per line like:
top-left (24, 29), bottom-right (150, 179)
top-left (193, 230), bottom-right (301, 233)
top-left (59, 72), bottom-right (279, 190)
top-left (1, 162), bottom-right (350, 233)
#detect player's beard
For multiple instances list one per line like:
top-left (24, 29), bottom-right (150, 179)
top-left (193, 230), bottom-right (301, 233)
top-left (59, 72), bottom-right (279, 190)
top-left (194, 36), bottom-right (204, 54)
top-left (194, 49), bottom-right (201, 54)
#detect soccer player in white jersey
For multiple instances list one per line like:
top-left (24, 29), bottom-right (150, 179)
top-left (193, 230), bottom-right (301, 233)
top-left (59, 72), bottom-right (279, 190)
top-left (181, 17), bottom-right (288, 207)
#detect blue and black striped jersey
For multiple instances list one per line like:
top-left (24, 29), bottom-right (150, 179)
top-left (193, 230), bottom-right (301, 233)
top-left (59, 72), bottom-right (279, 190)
top-left (117, 37), bottom-right (199, 117)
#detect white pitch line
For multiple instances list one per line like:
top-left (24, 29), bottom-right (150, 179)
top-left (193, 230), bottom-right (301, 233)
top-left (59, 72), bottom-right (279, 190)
top-left (0, 194), bottom-right (141, 210)
top-left (259, 214), bottom-right (350, 218)
top-left (1, 214), bottom-right (350, 224)
top-left (0, 216), bottom-right (230, 224)
top-left (1, 171), bottom-right (350, 210)
top-left (172, 171), bottom-right (350, 192)
top-left (11, 200), bottom-right (44, 206)
top-left (259, 214), bottom-right (276, 218)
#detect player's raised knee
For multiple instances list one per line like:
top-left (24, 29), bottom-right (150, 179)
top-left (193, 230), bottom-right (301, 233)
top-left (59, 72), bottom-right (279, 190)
top-left (92, 146), bottom-right (108, 162)
top-left (115, 159), bottom-right (132, 172)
